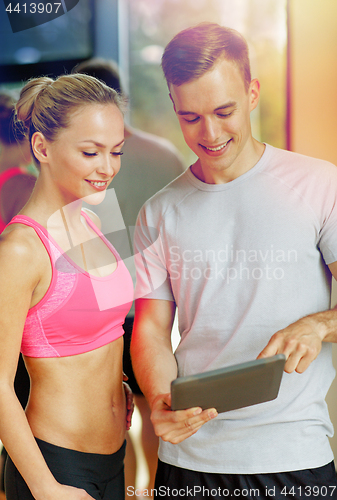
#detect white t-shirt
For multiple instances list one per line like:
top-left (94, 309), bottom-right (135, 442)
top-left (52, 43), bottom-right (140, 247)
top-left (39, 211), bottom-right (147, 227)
top-left (134, 144), bottom-right (337, 473)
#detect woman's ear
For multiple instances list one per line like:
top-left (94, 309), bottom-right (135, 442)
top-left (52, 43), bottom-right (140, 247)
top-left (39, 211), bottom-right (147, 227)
top-left (31, 132), bottom-right (49, 164)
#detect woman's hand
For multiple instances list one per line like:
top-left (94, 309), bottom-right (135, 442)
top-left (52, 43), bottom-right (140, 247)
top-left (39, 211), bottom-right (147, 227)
top-left (123, 373), bottom-right (134, 430)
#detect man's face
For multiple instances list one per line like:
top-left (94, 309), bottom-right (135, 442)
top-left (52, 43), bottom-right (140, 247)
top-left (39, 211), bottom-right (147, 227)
top-left (170, 58), bottom-right (260, 183)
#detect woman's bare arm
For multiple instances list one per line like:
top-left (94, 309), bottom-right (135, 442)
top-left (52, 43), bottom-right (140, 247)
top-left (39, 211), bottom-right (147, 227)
top-left (0, 227), bottom-right (94, 500)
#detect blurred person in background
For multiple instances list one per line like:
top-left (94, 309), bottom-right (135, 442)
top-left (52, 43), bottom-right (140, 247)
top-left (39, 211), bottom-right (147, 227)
top-left (0, 92), bottom-right (36, 232)
top-left (0, 92), bottom-right (36, 500)
top-left (73, 58), bottom-right (185, 498)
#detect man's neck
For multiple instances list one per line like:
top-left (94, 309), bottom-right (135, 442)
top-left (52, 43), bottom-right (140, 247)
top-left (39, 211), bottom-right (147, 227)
top-left (191, 139), bottom-right (265, 185)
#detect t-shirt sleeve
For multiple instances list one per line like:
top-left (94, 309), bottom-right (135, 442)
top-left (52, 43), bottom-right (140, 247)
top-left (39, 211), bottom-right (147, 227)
top-left (134, 206), bottom-right (175, 301)
top-left (317, 164), bottom-right (337, 265)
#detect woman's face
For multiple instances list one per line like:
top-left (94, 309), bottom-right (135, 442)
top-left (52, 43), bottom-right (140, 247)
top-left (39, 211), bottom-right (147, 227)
top-left (40, 103), bottom-right (124, 205)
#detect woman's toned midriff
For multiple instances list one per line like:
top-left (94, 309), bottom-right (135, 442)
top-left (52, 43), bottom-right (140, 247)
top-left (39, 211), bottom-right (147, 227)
top-left (24, 336), bottom-right (126, 455)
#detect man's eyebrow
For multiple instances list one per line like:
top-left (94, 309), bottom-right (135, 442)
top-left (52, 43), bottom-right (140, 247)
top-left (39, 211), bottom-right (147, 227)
top-left (177, 102), bottom-right (236, 116)
top-left (215, 102), bottom-right (236, 111)
top-left (176, 110), bottom-right (197, 116)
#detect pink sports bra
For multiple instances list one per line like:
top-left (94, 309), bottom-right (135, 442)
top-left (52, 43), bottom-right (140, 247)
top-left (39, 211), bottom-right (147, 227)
top-left (0, 167), bottom-right (29, 233)
top-left (6, 213), bottom-right (134, 358)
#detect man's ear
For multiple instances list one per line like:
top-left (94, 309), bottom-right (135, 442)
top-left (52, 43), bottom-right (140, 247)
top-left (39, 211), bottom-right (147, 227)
top-left (31, 132), bottom-right (49, 164)
top-left (169, 93), bottom-right (177, 112)
top-left (249, 78), bottom-right (260, 112)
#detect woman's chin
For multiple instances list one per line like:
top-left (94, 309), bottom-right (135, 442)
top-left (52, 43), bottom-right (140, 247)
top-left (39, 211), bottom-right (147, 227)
top-left (81, 190), bottom-right (107, 205)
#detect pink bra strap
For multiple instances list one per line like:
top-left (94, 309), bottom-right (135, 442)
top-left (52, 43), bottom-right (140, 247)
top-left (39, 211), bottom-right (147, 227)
top-left (6, 215), bottom-right (56, 266)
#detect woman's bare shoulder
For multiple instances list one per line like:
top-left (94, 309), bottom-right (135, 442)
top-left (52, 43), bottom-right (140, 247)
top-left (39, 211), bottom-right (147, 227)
top-left (0, 223), bottom-right (47, 280)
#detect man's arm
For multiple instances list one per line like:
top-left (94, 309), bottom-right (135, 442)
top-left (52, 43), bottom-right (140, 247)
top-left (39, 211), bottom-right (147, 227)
top-left (131, 298), bottom-right (217, 444)
top-left (258, 261), bottom-right (337, 373)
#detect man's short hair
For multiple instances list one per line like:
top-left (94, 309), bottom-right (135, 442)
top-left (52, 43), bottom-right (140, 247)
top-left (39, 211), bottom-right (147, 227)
top-left (161, 22), bottom-right (251, 92)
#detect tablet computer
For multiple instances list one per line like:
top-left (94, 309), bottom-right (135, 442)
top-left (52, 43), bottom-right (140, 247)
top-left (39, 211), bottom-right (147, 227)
top-left (171, 354), bottom-right (286, 413)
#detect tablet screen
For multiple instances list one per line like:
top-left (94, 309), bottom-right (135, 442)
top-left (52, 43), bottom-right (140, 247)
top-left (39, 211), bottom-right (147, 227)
top-left (171, 354), bottom-right (286, 413)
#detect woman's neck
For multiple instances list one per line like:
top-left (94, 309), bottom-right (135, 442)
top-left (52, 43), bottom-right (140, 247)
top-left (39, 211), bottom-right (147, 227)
top-left (21, 174), bottom-right (83, 229)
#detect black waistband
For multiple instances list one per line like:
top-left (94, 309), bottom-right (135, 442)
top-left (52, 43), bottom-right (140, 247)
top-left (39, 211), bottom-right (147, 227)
top-left (35, 437), bottom-right (126, 480)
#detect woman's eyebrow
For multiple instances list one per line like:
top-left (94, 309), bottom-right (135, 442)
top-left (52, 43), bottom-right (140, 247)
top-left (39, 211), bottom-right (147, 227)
top-left (79, 139), bottom-right (125, 148)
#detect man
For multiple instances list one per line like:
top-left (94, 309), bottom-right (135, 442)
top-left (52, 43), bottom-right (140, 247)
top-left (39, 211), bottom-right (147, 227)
top-left (131, 23), bottom-right (337, 499)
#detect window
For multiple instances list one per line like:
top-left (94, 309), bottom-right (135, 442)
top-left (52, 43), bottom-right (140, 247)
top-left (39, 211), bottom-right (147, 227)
top-left (0, 0), bottom-right (94, 84)
top-left (127, 0), bottom-right (287, 164)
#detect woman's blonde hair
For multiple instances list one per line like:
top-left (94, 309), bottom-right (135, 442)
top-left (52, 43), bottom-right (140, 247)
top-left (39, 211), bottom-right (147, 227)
top-left (16, 73), bottom-right (126, 164)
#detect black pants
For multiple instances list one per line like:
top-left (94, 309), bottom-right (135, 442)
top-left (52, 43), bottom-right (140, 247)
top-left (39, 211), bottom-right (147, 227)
top-left (154, 459), bottom-right (337, 499)
top-left (5, 438), bottom-right (126, 500)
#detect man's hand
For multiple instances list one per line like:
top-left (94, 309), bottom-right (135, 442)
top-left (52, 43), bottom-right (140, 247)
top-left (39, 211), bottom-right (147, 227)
top-left (150, 393), bottom-right (217, 444)
top-left (257, 316), bottom-right (325, 373)
top-left (123, 373), bottom-right (134, 431)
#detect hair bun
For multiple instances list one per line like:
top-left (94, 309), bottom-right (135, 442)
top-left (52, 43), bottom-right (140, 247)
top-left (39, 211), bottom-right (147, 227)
top-left (16, 77), bottom-right (54, 129)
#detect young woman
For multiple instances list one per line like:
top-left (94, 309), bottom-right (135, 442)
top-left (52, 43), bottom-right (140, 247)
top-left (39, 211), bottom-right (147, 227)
top-left (0, 74), bottom-right (134, 500)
